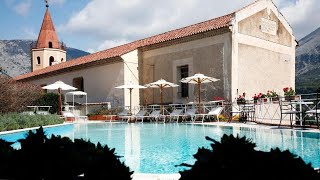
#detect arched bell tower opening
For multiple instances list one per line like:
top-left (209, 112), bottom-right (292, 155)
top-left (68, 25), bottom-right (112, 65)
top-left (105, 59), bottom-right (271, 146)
top-left (31, 2), bottom-right (66, 72)
top-left (49, 42), bottom-right (53, 48)
top-left (49, 56), bottom-right (54, 66)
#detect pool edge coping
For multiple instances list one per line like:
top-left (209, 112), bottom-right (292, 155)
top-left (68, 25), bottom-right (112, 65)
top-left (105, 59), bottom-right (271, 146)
top-left (0, 122), bottom-right (73, 135)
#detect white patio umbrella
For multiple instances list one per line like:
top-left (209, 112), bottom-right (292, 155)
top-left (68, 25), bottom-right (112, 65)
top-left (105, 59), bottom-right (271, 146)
top-left (42, 80), bottom-right (77, 115)
top-left (66, 91), bottom-right (88, 115)
top-left (115, 82), bottom-right (146, 115)
top-left (181, 73), bottom-right (220, 113)
top-left (145, 79), bottom-right (179, 115)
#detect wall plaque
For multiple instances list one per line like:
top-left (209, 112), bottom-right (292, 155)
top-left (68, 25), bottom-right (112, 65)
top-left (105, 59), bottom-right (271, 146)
top-left (260, 18), bottom-right (277, 35)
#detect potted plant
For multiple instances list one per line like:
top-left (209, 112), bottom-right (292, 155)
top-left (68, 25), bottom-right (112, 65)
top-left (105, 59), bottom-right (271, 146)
top-left (252, 94), bottom-right (260, 104)
top-left (213, 96), bottom-right (224, 105)
top-left (283, 87), bottom-right (297, 101)
top-left (237, 93), bottom-right (246, 104)
top-left (267, 90), bottom-right (279, 102)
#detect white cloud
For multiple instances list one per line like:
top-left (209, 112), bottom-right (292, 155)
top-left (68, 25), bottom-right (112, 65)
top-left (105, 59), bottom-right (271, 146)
top-left (280, 0), bottom-right (320, 39)
top-left (48, 0), bottom-right (65, 6)
top-left (60, 0), bottom-right (320, 52)
top-left (97, 39), bottom-right (130, 51)
top-left (60, 0), bottom-right (253, 52)
top-left (13, 0), bottom-right (32, 16)
top-left (22, 27), bottom-right (37, 39)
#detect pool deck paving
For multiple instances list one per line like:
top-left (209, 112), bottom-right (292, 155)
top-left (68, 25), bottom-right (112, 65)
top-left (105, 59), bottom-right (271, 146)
top-left (132, 173), bottom-right (180, 180)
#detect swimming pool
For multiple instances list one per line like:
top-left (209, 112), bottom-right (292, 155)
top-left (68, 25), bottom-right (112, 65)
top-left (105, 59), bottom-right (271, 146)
top-left (0, 123), bottom-right (320, 173)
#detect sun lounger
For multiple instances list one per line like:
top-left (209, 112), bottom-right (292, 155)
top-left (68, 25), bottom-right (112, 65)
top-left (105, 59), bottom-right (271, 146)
top-left (195, 106), bottom-right (224, 123)
top-left (61, 111), bottom-right (75, 122)
top-left (180, 108), bottom-right (197, 122)
top-left (117, 109), bottom-right (130, 121)
top-left (167, 109), bottom-right (184, 122)
top-left (132, 110), bottom-right (148, 122)
top-left (148, 110), bottom-right (161, 122)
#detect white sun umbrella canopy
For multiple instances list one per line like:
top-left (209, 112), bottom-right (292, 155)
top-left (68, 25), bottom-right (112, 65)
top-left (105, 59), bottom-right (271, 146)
top-left (115, 82), bottom-right (146, 115)
top-left (42, 80), bottom-right (77, 115)
top-left (42, 80), bottom-right (77, 91)
top-left (181, 73), bottom-right (220, 113)
top-left (66, 91), bottom-right (88, 115)
top-left (145, 79), bottom-right (179, 115)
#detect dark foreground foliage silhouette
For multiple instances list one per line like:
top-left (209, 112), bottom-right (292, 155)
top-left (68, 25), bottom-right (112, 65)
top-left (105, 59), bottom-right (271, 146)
top-left (0, 127), bottom-right (133, 180)
top-left (179, 134), bottom-right (320, 180)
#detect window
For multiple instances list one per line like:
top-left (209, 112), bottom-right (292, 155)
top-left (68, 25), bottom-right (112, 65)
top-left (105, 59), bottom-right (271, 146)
top-left (61, 58), bottom-right (64, 62)
top-left (48, 42), bottom-right (53, 48)
top-left (179, 65), bottom-right (189, 98)
top-left (49, 56), bottom-right (54, 66)
top-left (73, 77), bottom-right (84, 91)
top-left (37, 56), bottom-right (41, 65)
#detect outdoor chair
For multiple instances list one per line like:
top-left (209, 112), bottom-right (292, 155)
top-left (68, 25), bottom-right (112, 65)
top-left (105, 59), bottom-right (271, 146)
top-left (195, 106), bottom-right (224, 123)
top-left (167, 109), bottom-right (184, 123)
top-left (229, 102), bottom-right (255, 123)
top-left (305, 109), bottom-right (320, 128)
top-left (279, 99), bottom-right (300, 128)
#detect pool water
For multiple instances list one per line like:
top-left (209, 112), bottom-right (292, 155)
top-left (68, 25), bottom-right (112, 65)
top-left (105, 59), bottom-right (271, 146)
top-left (1, 123), bottom-right (320, 173)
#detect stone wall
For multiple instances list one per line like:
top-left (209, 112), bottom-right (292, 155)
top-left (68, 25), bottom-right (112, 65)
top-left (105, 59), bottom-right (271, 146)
top-left (238, 8), bottom-right (292, 47)
top-left (140, 33), bottom-right (232, 105)
top-left (28, 62), bottom-right (125, 107)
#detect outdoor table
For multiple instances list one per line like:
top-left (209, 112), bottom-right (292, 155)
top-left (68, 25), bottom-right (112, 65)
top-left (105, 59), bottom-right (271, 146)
top-left (207, 100), bottom-right (225, 104)
top-left (289, 101), bottom-right (313, 125)
top-left (238, 104), bottom-right (255, 122)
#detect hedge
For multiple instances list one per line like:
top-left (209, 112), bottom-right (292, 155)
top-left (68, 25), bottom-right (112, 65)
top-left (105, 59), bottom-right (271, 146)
top-left (0, 113), bottom-right (64, 132)
top-left (33, 93), bottom-right (64, 114)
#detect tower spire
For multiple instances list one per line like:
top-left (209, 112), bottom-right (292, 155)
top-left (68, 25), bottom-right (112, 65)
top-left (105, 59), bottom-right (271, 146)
top-left (35, 6), bottom-right (61, 49)
top-left (31, 0), bottom-right (66, 72)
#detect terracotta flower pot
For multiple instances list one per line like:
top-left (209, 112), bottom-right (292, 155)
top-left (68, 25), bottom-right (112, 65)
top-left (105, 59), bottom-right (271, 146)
top-left (285, 95), bottom-right (299, 101)
top-left (271, 97), bottom-right (279, 103)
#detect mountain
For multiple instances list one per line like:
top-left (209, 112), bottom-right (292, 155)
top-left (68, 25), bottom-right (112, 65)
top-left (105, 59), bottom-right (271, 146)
top-left (0, 40), bottom-right (89, 77)
top-left (296, 27), bottom-right (320, 94)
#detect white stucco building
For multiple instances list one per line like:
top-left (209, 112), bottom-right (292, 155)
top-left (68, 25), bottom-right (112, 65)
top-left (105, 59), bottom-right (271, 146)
top-left (15, 0), bottom-right (297, 110)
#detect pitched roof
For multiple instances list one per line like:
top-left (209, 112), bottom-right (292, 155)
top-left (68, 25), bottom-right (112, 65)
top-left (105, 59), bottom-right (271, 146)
top-left (15, 12), bottom-right (234, 81)
top-left (36, 8), bottom-right (61, 49)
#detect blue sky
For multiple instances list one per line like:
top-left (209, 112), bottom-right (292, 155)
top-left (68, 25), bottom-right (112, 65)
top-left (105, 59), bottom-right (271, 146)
top-left (1, 0), bottom-right (319, 53)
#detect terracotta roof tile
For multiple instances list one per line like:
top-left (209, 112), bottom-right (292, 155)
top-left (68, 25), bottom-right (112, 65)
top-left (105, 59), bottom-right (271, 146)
top-left (15, 13), bottom-right (234, 81)
top-left (36, 8), bottom-right (61, 49)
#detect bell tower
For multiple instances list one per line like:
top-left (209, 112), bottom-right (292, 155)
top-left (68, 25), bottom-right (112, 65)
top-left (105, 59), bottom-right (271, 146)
top-left (31, 1), bottom-right (66, 72)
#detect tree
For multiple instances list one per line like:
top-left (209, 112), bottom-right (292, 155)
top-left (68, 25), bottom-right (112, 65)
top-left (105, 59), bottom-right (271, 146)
top-left (0, 75), bottom-right (42, 113)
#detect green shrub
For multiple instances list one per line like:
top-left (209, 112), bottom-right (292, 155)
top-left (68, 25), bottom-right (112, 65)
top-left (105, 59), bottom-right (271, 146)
top-left (0, 127), bottom-right (133, 179)
top-left (34, 93), bottom-right (64, 114)
top-left (0, 113), bottom-right (63, 132)
top-left (92, 107), bottom-right (121, 115)
top-left (179, 134), bottom-right (320, 180)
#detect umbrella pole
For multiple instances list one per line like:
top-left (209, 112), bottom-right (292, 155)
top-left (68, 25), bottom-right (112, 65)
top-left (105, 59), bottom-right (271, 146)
top-left (58, 88), bottom-right (62, 115)
top-left (129, 88), bottom-right (132, 115)
top-left (160, 86), bottom-right (163, 115)
top-left (198, 81), bottom-right (201, 114)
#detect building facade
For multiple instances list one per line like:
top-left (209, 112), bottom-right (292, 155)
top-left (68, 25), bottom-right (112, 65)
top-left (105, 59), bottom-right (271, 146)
top-left (15, 0), bottom-right (296, 110)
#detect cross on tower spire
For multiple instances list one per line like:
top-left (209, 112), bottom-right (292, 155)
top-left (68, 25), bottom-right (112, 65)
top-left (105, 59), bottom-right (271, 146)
top-left (45, 0), bottom-right (49, 8)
